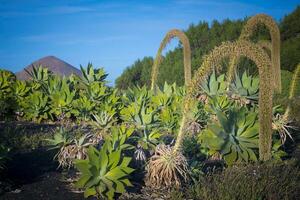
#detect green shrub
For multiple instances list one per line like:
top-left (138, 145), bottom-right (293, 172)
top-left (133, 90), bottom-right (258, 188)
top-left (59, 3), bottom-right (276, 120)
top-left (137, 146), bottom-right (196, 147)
top-left (0, 125), bottom-right (55, 152)
top-left (185, 160), bottom-right (300, 200)
top-left (22, 91), bottom-right (52, 122)
top-left (0, 70), bottom-right (16, 120)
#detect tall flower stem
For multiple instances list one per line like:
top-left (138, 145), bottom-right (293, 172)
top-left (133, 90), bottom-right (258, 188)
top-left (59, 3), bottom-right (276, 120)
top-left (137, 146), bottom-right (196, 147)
top-left (227, 14), bottom-right (281, 93)
top-left (151, 29), bottom-right (191, 93)
top-left (174, 40), bottom-right (273, 161)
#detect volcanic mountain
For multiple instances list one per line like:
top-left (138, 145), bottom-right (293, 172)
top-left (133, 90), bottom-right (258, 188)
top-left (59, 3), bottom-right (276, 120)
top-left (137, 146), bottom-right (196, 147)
top-left (16, 56), bottom-right (81, 80)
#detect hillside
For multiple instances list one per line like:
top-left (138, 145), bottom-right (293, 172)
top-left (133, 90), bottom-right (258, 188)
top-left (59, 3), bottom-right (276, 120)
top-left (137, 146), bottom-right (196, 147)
top-left (16, 56), bottom-right (81, 80)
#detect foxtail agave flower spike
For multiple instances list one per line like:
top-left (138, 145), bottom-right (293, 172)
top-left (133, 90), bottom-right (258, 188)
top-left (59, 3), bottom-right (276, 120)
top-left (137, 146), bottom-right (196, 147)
top-left (284, 64), bottom-right (300, 120)
top-left (146, 40), bottom-right (273, 188)
top-left (151, 29), bottom-right (191, 93)
top-left (257, 40), bottom-right (272, 53)
top-left (227, 14), bottom-right (281, 93)
top-left (183, 40), bottom-right (273, 161)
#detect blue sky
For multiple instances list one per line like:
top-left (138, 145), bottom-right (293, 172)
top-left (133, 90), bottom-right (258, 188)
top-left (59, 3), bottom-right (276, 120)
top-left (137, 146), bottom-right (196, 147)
top-left (0, 0), bottom-right (299, 84)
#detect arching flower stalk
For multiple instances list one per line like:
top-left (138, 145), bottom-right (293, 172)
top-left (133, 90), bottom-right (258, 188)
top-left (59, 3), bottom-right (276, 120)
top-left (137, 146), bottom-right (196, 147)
top-left (183, 40), bottom-right (273, 161)
top-left (257, 40), bottom-right (272, 53)
top-left (227, 14), bottom-right (281, 93)
top-left (284, 64), bottom-right (300, 119)
top-left (146, 40), bottom-right (273, 188)
top-left (150, 29), bottom-right (191, 93)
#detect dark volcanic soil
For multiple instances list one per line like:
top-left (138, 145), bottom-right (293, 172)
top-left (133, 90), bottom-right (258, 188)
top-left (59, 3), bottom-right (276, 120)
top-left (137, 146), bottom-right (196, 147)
top-left (1, 172), bottom-right (86, 200)
top-left (0, 148), bottom-right (93, 200)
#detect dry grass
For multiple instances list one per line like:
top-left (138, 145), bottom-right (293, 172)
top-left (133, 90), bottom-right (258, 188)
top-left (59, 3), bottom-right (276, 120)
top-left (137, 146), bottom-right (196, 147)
top-left (56, 144), bottom-right (87, 168)
top-left (145, 144), bottom-right (188, 188)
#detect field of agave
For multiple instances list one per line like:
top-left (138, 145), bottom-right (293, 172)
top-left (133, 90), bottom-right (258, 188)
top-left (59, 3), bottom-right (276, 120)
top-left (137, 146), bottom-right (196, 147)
top-left (0, 14), bottom-right (300, 200)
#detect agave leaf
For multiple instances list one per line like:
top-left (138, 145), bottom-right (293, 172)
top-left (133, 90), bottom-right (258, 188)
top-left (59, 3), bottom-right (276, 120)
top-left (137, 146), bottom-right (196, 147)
top-left (106, 189), bottom-right (115, 200)
top-left (76, 174), bottom-right (92, 188)
top-left (122, 166), bottom-right (135, 174)
top-left (87, 147), bottom-right (101, 170)
top-left (84, 187), bottom-right (97, 198)
top-left (106, 167), bottom-right (127, 180)
top-left (108, 150), bottom-right (121, 169)
top-left (224, 146), bottom-right (237, 165)
top-left (74, 159), bottom-right (90, 175)
top-left (115, 180), bottom-right (126, 193)
top-left (121, 179), bottom-right (133, 187)
top-left (240, 123), bottom-right (259, 138)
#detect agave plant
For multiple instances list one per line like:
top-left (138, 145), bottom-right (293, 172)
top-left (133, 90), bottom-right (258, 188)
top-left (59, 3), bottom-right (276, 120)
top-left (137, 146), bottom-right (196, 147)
top-left (86, 82), bottom-right (108, 103)
top-left (158, 107), bottom-right (179, 134)
top-left (151, 83), bottom-right (184, 135)
top-left (90, 96), bottom-right (119, 127)
top-left (46, 127), bottom-right (73, 167)
top-left (72, 95), bottom-right (96, 121)
top-left (91, 112), bottom-right (116, 134)
top-left (152, 82), bottom-right (180, 106)
top-left (271, 139), bottom-right (288, 160)
top-left (230, 71), bottom-right (259, 105)
top-left (49, 77), bottom-right (76, 120)
top-left (0, 70), bottom-right (15, 97)
top-left (121, 85), bottom-right (150, 106)
top-left (185, 100), bottom-right (209, 135)
top-left (23, 91), bottom-right (52, 122)
top-left (121, 88), bottom-right (165, 163)
top-left (79, 63), bottom-right (108, 86)
top-left (25, 65), bottom-right (52, 90)
top-left (200, 71), bottom-right (227, 98)
top-left (0, 70), bottom-right (16, 118)
top-left (74, 145), bottom-right (134, 199)
top-left (46, 127), bottom-right (92, 168)
top-left (204, 95), bottom-right (232, 115)
top-left (199, 107), bottom-right (259, 165)
top-left (104, 125), bottom-right (134, 152)
top-left (121, 91), bottom-right (161, 153)
top-left (121, 90), bottom-right (159, 129)
top-left (13, 80), bottom-right (30, 103)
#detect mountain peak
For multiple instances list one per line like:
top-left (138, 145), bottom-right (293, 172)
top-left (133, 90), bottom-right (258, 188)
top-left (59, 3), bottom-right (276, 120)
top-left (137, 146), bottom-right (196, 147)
top-left (16, 56), bottom-right (81, 80)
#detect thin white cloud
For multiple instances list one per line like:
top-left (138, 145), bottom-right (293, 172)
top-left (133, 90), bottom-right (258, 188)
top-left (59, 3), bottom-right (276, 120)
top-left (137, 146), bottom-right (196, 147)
top-left (45, 6), bottom-right (94, 14)
top-left (19, 34), bottom-right (138, 45)
top-left (175, 0), bottom-right (261, 10)
top-left (0, 5), bottom-right (94, 17)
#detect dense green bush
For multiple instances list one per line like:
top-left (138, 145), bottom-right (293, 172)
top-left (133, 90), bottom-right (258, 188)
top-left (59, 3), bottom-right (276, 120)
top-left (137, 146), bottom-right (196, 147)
top-left (0, 70), bottom-right (17, 120)
top-left (184, 160), bottom-right (300, 200)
